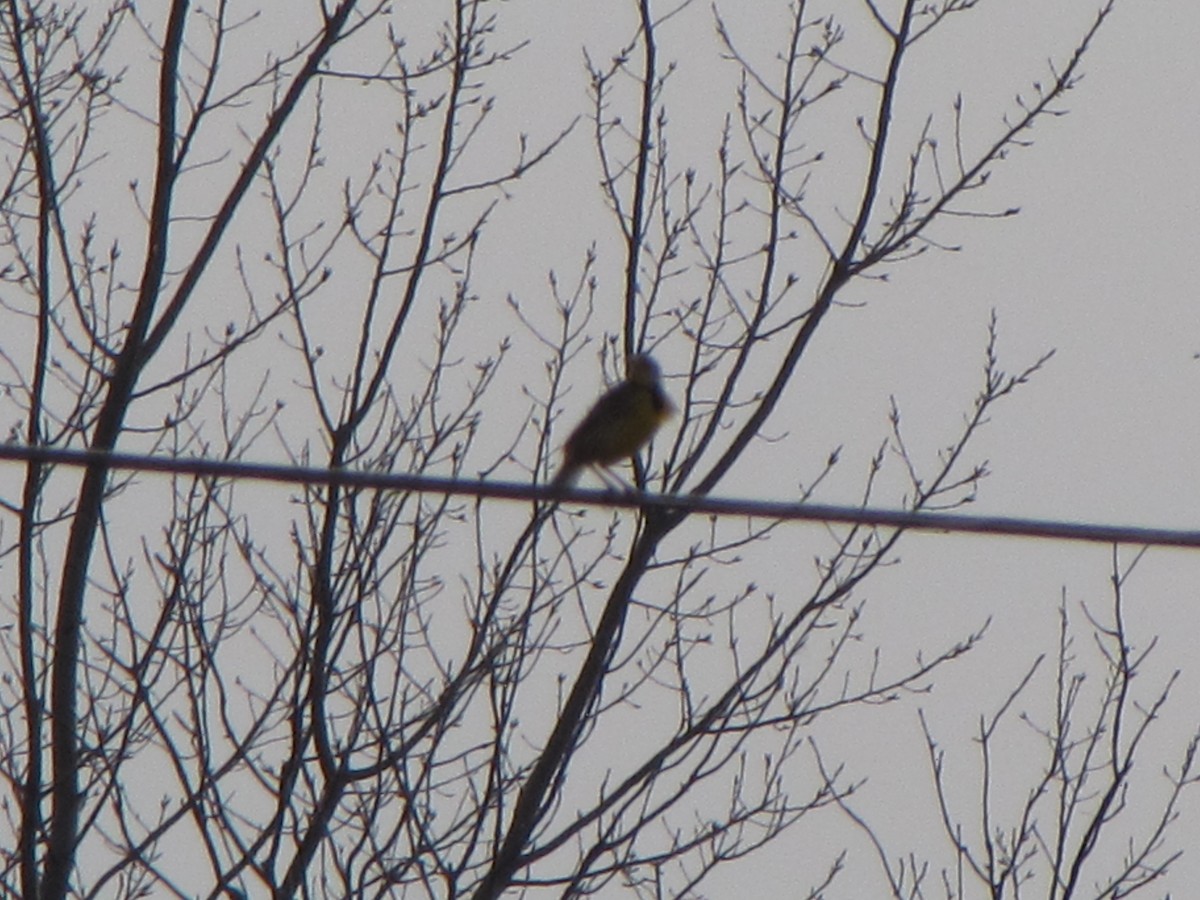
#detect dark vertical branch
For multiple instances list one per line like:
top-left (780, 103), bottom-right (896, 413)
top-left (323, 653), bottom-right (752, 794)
top-left (6, 0), bottom-right (55, 892)
top-left (458, 5), bottom-right (683, 867)
top-left (40, 2), bottom-right (369, 895)
top-left (294, 0), bottom-right (478, 883)
top-left (309, 0), bottom-right (468, 754)
top-left (623, 0), bottom-right (657, 358)
top-left (41, 2), bottom-right (190, 892)
top-left (471, 518), bottom-right (667, 900)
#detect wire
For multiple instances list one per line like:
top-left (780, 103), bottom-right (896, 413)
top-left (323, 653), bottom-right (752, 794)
top-left (0, 442), bottom-right (1196, 549)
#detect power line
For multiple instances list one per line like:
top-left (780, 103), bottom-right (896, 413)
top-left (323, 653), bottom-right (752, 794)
top-left (1, 442), bottom-right (1197, 549)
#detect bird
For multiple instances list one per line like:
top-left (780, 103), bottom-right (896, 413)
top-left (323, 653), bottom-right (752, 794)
top-left (551, 354), bottom-right (673, 489)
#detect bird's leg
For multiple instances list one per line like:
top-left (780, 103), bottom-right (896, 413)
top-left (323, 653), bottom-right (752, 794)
top-left (594, 464), bottom-right (640, 494)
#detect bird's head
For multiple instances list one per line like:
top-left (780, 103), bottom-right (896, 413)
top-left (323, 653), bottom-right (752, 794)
top-left (626, 354), bottom-right (661, 386)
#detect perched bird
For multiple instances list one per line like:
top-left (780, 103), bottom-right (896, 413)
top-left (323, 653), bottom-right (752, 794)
top-left (551, 354), bottom-right (673, 488)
